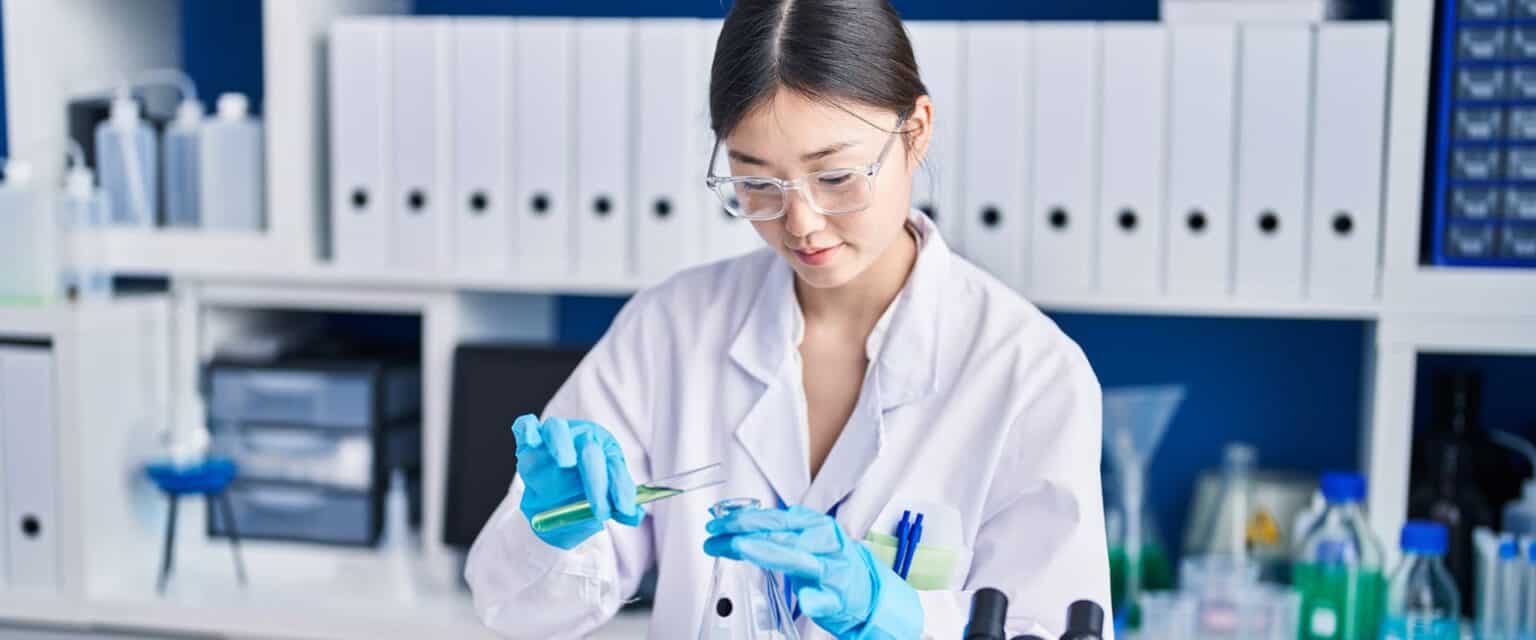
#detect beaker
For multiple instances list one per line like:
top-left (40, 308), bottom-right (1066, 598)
top-left (698, 498), bottom-right (801, 640)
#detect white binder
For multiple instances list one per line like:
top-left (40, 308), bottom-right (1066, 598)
top-left (699, 19), bottom-right (762, 264)
top-left (329, 19), bottom-right (393, 270)
top-left (633, 20), bottom-right (704, 281)
top-left (1165, 24), bottom-right (1239, 297)
top-left (1234, 24), bottom-right (1314, 299)
top-left (907, 21), bottom-right (967, 251)
top-left (1029, 24), bottom-right (1100, 296)
top-left (0, 345), bottom-right (58, 590)
top-left (1307, 23), bottom-right (1389, 303)
top-left (1097, 25), bottom-right (1167, 296)
top-left (451, 19), bottom-right (512, 275)
top-left (574, 20), bottom-right (634, 282)
top-left (959, 22), bottom-right (1030, 288)
top-left (513, 19), bottom-right (576, 281)
top-left (390, 19), bottom-right (451, 272)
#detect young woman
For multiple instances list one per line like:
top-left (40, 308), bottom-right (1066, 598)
top-left (465, 1), bottom-right (1111, 637)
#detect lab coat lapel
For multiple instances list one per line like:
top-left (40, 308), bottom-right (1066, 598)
top-left (803, 214), bottom-right (953, 517)
top-left (800, 372), bottom-right (883, 516)
top-left (729, 261), bottom-right (810, 507)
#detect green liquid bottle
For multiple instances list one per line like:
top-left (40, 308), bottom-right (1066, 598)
top-left (1293, 472), bottom-right (1385, 640)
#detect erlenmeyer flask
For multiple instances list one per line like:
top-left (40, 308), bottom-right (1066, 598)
top-left (699, 498), bottom-right (801, 640)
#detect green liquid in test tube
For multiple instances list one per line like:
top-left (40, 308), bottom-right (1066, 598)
top-left (530, 462), bottom-right (724, 534)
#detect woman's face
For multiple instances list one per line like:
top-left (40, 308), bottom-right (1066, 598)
top-left (721, 89), bottom-right (930, 289)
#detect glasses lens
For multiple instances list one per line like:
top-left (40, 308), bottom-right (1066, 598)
top-left (715, 179), bottom-right (784, 220)
top-left (808, 169), bottom-right (873, 215)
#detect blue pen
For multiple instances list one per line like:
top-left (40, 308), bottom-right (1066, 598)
top-left (899, 513), bottom-right (924, 579)
top-left (893, 510), bottom-right (911, 573)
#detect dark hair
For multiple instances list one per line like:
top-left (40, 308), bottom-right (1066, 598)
top-left (709, 0), bottom-right (927, 146)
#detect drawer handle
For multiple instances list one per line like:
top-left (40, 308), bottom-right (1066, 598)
top-left (239, 428), bottom-right (340, 456)
top-left (243, 373), bottom-right (326, 395)
top-left (243, 487), bottom-right (330, 513)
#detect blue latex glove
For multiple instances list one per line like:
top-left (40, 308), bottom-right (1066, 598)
top-left (703, 506), bottom-right (924, 639)
top-left (512, 414), bottom-right (643, 550)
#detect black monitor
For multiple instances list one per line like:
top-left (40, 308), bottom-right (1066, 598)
top-left (443, 344), bottom-right (587, 549)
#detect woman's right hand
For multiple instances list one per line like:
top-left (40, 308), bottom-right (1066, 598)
top-left (512, 414), bottom-right (643, 550)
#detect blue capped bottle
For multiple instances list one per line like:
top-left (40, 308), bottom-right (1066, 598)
top-left (1294, 471), bottom-right (1386, 640)
top-left (1381, 521), bottom-right (1461, 640)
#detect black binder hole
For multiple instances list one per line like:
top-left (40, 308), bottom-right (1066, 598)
top-left (20, 515), bottom-right (39, 538)
top-left (531, 193), bottom-right (551, 215)
top-left (653, 198), bottom-right (672, 219)
top-left (981, 206), bottom-right (1002, 228)
top-left (1048, 207), bottom-right (1070, 230)
top-left (469, 191), bottom-right (489, 215)
top-left (406, 189), bottom-right (427, 213)
top-left (350, 188), bottom-right (369, 211)
top-left (1187, 210), bottom-right (1208, 233)
top-left (1332, 211), bottom-right (1354, 236)
top-left (716, 597), bottom-right (734, 618)
top-left (594, 195), bottom-right (613, 217)
top-left (1258, 211), bottom-right (1280, 234)
top-left (919, 203), bottom-right (936, 221)
top-left (1118, 208), bottom-right (1138, 232)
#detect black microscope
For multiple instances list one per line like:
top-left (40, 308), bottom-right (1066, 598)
top-left (962, 588), bottom-right (1106, 640)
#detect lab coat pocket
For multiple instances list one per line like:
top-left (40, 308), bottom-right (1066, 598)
top-left (862, 533), bottom-right (973, 591)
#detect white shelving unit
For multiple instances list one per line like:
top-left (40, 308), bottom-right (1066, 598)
top-left (1, 0), bottom-right (1533, 638)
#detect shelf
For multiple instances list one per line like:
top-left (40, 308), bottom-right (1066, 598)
top-left (1381, 265), bottom-right (1536, 319)
top-left (0, 304), bottom-right (64, 340)
top-left (1029, 291), bottom-right (1380, 320)
top-left (102, 256), bottom-right (1402, 321)
top-left (1377, 313), bottom-right (1536, 357)
top-left (0, 590), bottom-right (85, 627)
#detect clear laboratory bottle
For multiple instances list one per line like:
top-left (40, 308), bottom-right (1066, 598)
top-left (1293, 472), bottom-right (1385, 640)
top-left (698, 498), bottom-right (800, 640)
top-left (1381, 521), bottom-right (1462, 640)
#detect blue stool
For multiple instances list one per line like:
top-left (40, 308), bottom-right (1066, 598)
top-left (144, 457), bottom-right (246, 593)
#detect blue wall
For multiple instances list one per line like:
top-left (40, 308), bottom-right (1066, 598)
top-left (180, 1), bottom-right (264, 115)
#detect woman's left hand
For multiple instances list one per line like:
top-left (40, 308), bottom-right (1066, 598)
top-left (702, 505), bottom-right (923, 639)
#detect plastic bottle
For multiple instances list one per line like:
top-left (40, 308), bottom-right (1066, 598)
top-left (1381, 521), bottom-right (1462, 640)
top-left (0, 159), bottom-right (53, 301)
top-left (1481, 537), bottom-right (1524, 640)
top-left (94, 91), bottom-right (158, 226)
top-left (1489, 430), bottom-right (1536, 536)
top-left (1522, 541), bottom-right (1536, 640)
top-left (162, 97), bottom-right (204, 227)
top-left (1407, 370), bottom-right (1496, 616)
top-left (57, 162), bottom-right (111, 300)
top-left (1293, 472), bottom-right (1385, 640)
top-left (198, 93), bottom-right (264, 231)
top-left (383, 467), bottom-right (419, 603)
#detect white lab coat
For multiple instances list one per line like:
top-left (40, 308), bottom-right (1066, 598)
top-left (465, 213), bottom-right (1111, 639)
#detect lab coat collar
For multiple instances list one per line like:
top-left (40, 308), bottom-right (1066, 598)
top-left (726, 210), bottom-right (948, 410)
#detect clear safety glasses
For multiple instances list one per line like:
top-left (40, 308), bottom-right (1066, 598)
top-left (704, 115), bottom-right (908, 222)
